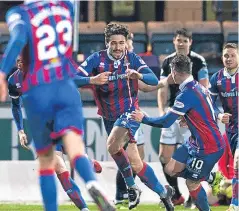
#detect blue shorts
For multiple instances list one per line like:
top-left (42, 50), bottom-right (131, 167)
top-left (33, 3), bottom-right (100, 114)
top-left (22, 79), bottom-right (84, 154)
top-left (226, 131), bottom-right (238, 157)
top-left (55, 142), bottom-right (66, 153)
top-left (103, 109), bottom-right (140, 143)
top-left (173, 143), bottom-right (224, 181)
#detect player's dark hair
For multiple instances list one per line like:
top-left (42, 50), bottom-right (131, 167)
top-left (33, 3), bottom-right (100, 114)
top-left (223, 43), bottom-right (238, 50)
top-left (174, 28), bottom-right (192, 40)
top-left (104, 23), bottom-right (129, 43)
top-left (171, 54), bottom-right (192, 74)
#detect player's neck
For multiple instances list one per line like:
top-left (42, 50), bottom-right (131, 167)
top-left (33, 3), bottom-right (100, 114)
top-left (179, 75), bottom-right (193, 90)
top-left (225, 67), bottom-right (238, 76)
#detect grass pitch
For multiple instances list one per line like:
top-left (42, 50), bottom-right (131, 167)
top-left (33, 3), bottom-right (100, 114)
top-left (0, 204), bottom-right (228, 211)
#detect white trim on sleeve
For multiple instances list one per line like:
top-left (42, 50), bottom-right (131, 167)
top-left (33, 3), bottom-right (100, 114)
top-left (170, 108), bottom-right (185, 116)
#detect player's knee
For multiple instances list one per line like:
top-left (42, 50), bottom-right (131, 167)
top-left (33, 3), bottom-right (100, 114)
top-left (107, 138), bottom-right (120, 155)
top-left (137, 145), bottom-right (145, 160)
top-left (159, 145), bottom-right (175, 164)
top-left (55, 154), bottom-right (67, 174)
top-left (159, 154), bottom-right (171, 165)
top-left (131, 160), bottom-right (144, 174)
top-left (164, 162), bottom-right (175, 177)
top-left (38, 148), bottom-right (55, 170)
top-left (186, 179), bottom-right (200, 191)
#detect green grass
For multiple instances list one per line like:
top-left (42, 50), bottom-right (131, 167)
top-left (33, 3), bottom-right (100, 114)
top-left (0, 204), bottom-right (228, 211)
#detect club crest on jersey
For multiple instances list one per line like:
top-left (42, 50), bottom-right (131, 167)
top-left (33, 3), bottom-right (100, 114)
top-left (174, 100), bottom-right (184, 108)
top-left (114, 60), bottom-right (121, 68)
top-left (99, 62), bottom-right (105, 68)
top-left (217, 80), bottom-right (222, 86)
top-left (16, 83), bottom-right (21, 88)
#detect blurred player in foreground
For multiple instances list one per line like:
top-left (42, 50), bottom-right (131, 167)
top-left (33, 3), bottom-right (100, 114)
top-left (209, 43), bottom-right (238, 211)
top-left (0, 1), bottom-right (114, 211)
top-left (131, 54), bottom-right (225, 211)
top-left (76, 23), bottom-right (175, 211)
top-left (8, 57), bottom-right (104, 211)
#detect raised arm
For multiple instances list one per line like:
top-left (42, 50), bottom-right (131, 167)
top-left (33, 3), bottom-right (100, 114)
top-left (1, 8), bottom-right (28, 76)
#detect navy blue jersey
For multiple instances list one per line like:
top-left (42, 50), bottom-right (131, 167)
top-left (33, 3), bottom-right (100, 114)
top-left (210, 68), bottom-right (238, 133)
top-left (170, 78), bottom-right (225, 154)
top-left (79, 50), bottom-right (149, 120)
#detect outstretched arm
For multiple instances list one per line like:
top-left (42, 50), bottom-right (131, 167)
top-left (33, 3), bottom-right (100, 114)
top-left (131, 110), bottom-right (179, 128)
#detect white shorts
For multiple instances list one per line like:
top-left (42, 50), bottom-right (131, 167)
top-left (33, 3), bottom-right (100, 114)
top-left (135, 126), bottom-right (145, 146)
top-left (160, 120), bottom-right (191, 145)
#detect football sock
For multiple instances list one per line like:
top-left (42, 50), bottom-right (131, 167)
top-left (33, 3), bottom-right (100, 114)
top-left (39, 169), bottom-right (57, 211)
top-left (57, 171), bottom-right (87, 209)
top-left (112, 148), bottom-right (135, 187)
top-left (137, 162), bottom-right (166, 198)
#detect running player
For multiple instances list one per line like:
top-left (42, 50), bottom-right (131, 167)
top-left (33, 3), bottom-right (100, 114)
top-left (132, 54), bottom-right (225, 211)
top-left (0, 1), bottom-right (114, 211)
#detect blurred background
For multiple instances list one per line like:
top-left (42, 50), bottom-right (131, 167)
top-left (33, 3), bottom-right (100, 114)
top-left (0, 0), bottom-right (238, 161)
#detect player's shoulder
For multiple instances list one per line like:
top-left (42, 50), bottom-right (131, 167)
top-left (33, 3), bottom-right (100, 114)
top-left (127, 51), bottom-right (146, 64)
top-left (189, 51), bottom-right (206, 63)
top-left (211, 68), bottom-right (224, 80)
top-left (6, 5), bottom-right (25, 22)
top-left (161, 52), bottom-right (176, 68)
top-left (164, 52), bottom-right (177, 62)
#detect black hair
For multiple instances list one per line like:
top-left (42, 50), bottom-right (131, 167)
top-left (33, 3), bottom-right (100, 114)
top-left (104, 23), bottom-right (129, 43)
top-left (174, 28), bottom-right (192, 40)
top-left (171, 54), bottom-right (192, 74)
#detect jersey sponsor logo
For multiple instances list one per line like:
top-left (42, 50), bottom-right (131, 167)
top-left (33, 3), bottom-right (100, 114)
top-left (174, 100), bottom-right (184, 108)
top-left (108, 73), bottom-right (127, 81)
top-left (220, 90), bottom-right (238, 97)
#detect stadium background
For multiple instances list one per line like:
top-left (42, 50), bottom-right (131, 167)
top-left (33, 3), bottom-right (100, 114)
top-left (0, 0), bottom-right (237, 161)
top-left (0, 0), bottom-right (238, 206)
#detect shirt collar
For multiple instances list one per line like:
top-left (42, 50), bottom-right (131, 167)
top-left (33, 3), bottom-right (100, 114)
top-left (106, 48), bottom-right (126, 62)
top-left (179, 75), bottom-right (194, 91)
top-left (223, 67), bottom-right (238, 78)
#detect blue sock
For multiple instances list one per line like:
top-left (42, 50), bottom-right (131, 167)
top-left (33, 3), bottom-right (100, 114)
top-left (57, 171), bottom-right (87, 209)
top-left (231, 169), bottom-right (239, 206)
top-left (137, 162), bottom-right (166, 197)
top-left (190, 184), bottom-right (210, 211)
top-left (72, 155), bottom-right (96, 183)
top-left (39, 169), bottom-right (57, 211)
top-left (112, 148), bottom-right (135, 187)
